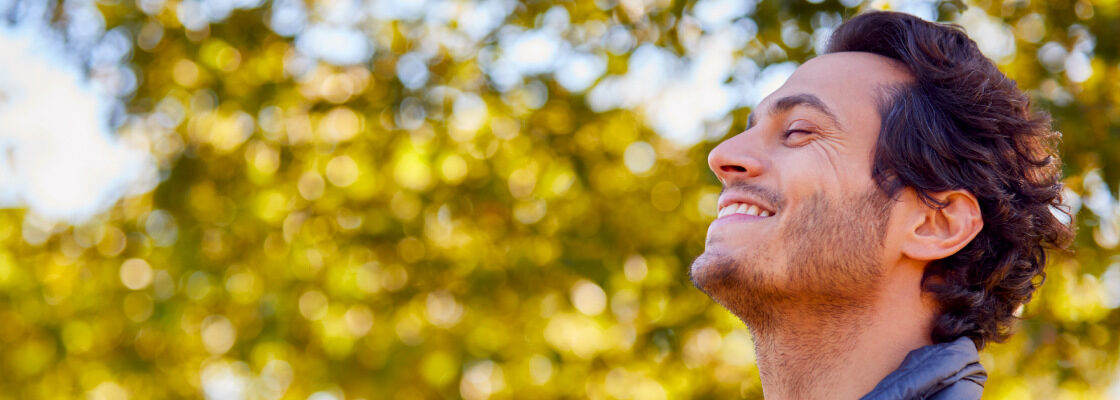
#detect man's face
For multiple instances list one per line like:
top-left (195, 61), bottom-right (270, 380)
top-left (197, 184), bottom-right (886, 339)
top-left (689, 52), bottom-right (913, 322)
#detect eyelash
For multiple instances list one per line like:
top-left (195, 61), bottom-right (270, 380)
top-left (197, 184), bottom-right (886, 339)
top-left (782, 129), bottom-right (813, 139)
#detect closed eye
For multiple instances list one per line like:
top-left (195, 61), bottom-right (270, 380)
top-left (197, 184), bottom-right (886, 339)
top-left (783, 129), bottom-right (815, 141)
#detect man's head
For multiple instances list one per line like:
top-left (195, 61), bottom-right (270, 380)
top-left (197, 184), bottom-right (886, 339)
top-left (690, 11), bottom-right (1074, 348)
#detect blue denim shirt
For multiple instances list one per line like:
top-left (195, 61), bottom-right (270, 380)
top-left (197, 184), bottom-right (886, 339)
top-left (860, 336), bottom-right (987, 400)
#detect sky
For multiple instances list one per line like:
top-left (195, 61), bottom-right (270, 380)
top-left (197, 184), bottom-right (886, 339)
top-left (0, 1), bottom-right (157, 228)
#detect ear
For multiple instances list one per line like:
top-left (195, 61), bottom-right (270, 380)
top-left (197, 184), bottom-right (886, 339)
top-left (900, 189), bottom-right (984, 261)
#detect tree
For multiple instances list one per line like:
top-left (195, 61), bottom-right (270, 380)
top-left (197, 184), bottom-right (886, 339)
top-left (0, 0), bottom-right (1117, 398)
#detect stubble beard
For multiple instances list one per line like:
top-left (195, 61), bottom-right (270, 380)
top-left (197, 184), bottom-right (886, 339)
top-left (689, 187), bottom-right (893, 334)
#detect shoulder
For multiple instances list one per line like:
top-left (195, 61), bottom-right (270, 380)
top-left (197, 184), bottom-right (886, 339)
top-left (860, 337), bottom-right (987, 400)
top-left (928, 376), bottom-right (985, 400)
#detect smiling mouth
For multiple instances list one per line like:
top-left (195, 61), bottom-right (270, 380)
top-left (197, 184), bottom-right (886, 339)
top-left (717, 202), bottom-right (774, 218)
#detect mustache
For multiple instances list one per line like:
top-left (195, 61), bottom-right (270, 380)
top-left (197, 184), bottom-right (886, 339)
top-left (720, 181), bottom-right (784, 211)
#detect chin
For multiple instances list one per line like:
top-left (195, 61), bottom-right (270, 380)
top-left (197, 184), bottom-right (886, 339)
top-left (689, 251), bottom-right (732, 291)
top-left (689, 249), bottom-right (788, 328)
top-left (690, 248), bottom-right (778, 294)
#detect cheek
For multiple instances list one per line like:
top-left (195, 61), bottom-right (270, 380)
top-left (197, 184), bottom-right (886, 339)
top-left (810, 143), bottom-right (868, 190)
top-left (772, 153), bottom-right (836, 197)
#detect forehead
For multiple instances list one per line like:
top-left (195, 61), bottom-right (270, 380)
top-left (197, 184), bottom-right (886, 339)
top-left (760, 52), bottom-right (912, 127)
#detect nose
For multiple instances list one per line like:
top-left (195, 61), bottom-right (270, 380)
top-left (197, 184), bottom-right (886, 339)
top-left (707, 130), bottom-right (769, 184)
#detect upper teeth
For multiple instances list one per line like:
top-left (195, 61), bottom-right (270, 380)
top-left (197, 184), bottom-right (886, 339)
top-left (718, 203), bottom-right (772, 218)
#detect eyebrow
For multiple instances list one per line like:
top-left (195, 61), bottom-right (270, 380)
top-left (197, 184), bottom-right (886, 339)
top-left (746, 93), bottom-right (843, 130)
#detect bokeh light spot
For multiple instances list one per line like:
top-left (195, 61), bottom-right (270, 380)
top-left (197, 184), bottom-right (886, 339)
top-left (326, 155), bottom-right (360, 187)
top-left (426, 291), bottom-right (464, 328)
top-left (571, 280), bottom-right (607, 316)
top-left (200, 315), bottom-right (237, 355)
top-left (460, 360), bottom-right (506, 400)
top-left (119, 258), bottom-right (153, 290)
top-left (623, 141), bottom-right (656, 174)
top-left (529, 354), bottom-right (553, 385)
top-left (173, 59), bottom-right (200, 87)
top-left (299, 290), bottom-right (329, 320)
top-left (344, 305), bottom-right (374, 337)
top-left (394, 152), bottom-right (432, 191)
top-left (439, 153), bottom-right (468, 184)
top-left (87, 381), bottom-right (128, 400)
top-left (298, 171), bottom-right (325, 200)
top-left (320, 107), bottom-right (361, 143)
top-left (624, 255), bottom-right (649, 283)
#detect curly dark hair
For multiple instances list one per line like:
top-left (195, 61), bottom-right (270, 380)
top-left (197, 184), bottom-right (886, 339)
top-left (825, 11), bottom-right (1075, 348)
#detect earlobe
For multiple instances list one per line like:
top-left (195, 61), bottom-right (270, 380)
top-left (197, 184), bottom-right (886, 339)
top-left (901, 190), bottom-right (983, 261)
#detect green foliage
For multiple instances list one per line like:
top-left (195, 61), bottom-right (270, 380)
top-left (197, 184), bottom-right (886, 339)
top-left (1, 0), bottom-right (1119, 399)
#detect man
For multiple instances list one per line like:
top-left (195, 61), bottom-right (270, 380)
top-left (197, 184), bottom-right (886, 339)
top-left (689, 11), bottom-right (1074, 400)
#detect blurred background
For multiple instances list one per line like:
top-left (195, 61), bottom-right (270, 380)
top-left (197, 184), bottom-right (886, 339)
top-left (0, 0), bottom-right (1117, 398)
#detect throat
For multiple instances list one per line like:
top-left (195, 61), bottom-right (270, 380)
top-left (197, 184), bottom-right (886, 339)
top-left (749, 302), bottom-right (874, 400)
top-left (742, 271), bottom-right (937, 400)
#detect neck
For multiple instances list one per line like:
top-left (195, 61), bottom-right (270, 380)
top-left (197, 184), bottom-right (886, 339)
top-left (748, 262), bottom-right (934, 400)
